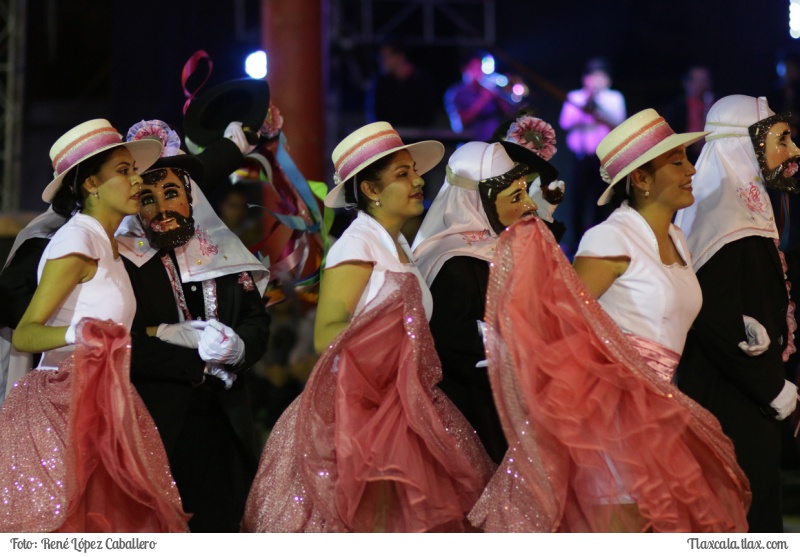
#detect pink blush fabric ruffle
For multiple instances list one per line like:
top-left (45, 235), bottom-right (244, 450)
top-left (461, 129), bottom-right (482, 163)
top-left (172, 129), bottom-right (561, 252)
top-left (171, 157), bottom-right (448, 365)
top-left (0, 318), bottom-right (188, 533)
top-left (242, 271), bottom-right (494, 532)
top-left (468, 217), bottom-right (750, 533)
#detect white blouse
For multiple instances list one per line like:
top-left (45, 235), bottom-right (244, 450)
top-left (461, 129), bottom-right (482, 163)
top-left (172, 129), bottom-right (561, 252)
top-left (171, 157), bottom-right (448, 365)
top-left (37, 213), bottom-right (136, 369)
top-left (325, 212), bottom-right (433, 320)
top-left (576, 203), bottom-right (702, 354)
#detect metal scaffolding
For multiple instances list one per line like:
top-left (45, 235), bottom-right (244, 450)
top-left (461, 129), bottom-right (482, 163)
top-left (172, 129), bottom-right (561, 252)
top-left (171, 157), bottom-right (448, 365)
top-left (329, 0), bottom-right (496, 47)
top-left (0, 0), bottom-right (25, 211)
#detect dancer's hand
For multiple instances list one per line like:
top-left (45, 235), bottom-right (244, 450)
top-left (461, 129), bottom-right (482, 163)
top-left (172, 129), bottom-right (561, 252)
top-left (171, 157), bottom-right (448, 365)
top-left (770, 380), bottom-right (798, 421)
top-left (198, 319), bottom-right (245, 365)
top-left (156, 320), bottom-right (207, 349)
top-left (738, 315), bottom-right (770, 356)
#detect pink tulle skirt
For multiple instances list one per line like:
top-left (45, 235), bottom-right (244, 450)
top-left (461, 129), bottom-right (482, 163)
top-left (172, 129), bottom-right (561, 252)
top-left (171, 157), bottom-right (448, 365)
top-left (468, 218), bottom-right (750, 533)
top-left (0, 318), bottom-right (188, 532)
top-left (241, 272), bottom-right (494, 532)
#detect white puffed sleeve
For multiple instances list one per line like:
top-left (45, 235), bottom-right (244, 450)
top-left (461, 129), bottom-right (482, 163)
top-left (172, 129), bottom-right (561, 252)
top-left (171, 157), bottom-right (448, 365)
top-left (575, 222), bottom-right (632, 259)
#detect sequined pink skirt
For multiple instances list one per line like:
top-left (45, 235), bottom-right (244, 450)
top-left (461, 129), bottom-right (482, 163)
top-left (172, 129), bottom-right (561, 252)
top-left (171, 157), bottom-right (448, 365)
top-left (0, 318), bottom-right (188, 533)
top-left (468, 218), bottom-right (750, 533)
top-left (241, 272), bottom-right (494, 532)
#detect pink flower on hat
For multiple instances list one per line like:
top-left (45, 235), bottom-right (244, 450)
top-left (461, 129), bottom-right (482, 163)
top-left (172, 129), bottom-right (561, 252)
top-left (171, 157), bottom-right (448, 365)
top-left (507, 116), bottom-right (557, 161)
top-left (126, 120), bottom-right (181, 157)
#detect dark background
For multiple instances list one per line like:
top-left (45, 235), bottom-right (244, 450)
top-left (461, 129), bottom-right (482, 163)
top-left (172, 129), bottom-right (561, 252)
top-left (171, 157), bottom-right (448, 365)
top-left (17, 0), bottom-right (797, 210)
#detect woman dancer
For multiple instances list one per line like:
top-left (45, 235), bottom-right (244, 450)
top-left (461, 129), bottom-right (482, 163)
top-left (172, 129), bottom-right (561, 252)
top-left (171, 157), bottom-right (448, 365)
top-left (573, 109), bottom-right (707, 382)
top-left (0, 119), bottom-right (188, 532)
top-left (469, 110), bottom-right (750, 532)
top-left (242, 122), bottom-right (493, 532)
top-left (411, 141), bottom-right (539, 463)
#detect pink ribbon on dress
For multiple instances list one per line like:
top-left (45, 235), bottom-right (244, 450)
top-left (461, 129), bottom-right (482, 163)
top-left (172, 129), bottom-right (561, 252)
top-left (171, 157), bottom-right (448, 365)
top-left (625, 334), bottom-right (681, 383)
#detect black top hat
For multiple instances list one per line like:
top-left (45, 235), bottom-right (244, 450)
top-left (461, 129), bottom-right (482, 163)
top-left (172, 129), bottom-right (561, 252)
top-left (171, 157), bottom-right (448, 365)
top-left (143, 154), bottom-right (205, 183)
top-left (184, 78), bottom-right (270, 149)
top-left (499, 141), bottom-right (558, 186)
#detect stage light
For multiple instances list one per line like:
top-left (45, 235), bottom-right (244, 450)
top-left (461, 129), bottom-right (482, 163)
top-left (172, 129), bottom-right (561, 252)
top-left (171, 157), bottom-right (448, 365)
top-left (245, 50), bottom-right (268, 79)
top-left (481, 54), bottom-right (496, 75)
top-left (790, 1), bottom-right (800, 39)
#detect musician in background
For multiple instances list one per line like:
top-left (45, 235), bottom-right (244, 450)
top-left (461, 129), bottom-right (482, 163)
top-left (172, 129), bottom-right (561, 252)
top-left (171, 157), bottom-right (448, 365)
top-left (664, 65), bottom-right (715, 164)
top-left (559, 57), bottom-right (626, 256)
top-left (444, 50), bottom-right (516, 141)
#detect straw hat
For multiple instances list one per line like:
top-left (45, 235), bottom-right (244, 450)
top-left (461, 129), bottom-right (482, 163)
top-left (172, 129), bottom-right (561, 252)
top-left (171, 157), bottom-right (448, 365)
top-left (42, 119), bottom-right (162, 203)
top-left (596, 109), bottom-right (709, 205)
top-left (326, 122), bottom-right (444, 208)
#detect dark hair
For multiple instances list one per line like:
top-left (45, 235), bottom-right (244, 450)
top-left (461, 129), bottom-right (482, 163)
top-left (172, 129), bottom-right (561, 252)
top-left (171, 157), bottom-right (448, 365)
top-left (51, 147), bottom-right (124, 218)
top-left (608, 160), bottom-right (655, 208)
top-left (584, 57), bottom-right (610, 77)
top-left (459, 48), bottom-right (488, 70)
top-left (343, 150), bottom-right (402, 212)
top-left (379, 39), bottom-right (407, 58)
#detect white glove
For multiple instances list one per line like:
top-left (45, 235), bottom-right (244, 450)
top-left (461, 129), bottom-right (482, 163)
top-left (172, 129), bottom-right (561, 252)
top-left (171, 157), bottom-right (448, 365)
top-left (64, 323), bottom-right (77, 345)
top-left (530, 179), bottom-right (565, 223)
top-left (205, 364), bottom-right (237, 390)
top-left (156, 320), bottom-right (207, 349)
top-left (198, 319), bottom-right (245, 366)
top-left (224, 121), bottom-right (258, 155)
top-left (738, 315), bottom-right (770, 356)
top-left (476, 320), bottom-right (488, 368)
top-left (770, 380), bottom-right (798, 421)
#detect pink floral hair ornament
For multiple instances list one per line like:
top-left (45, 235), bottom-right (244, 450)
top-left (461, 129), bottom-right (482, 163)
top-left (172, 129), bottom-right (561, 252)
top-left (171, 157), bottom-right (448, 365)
top-left (506, 115), bottom-right (557, 161)
top-left (126, 120), bottom-right (182, 157)
top-left (260, 103), bottom-right (284, 140)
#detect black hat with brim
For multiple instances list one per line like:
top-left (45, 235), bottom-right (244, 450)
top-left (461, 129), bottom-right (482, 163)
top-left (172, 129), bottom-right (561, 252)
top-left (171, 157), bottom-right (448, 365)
top-left (500, 141), bottom-right (558, 186)
top-left (142, 154), bottom-right (205, 183)
top-left (184, 78), bottom-right (270, 148)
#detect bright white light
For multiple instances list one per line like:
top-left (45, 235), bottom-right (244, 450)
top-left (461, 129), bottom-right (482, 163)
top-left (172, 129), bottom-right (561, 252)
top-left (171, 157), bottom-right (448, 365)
top-left (245, 50), bottom-right (268, 78)
top-left (481, 55), bottom-right (495, 75)
top-left (791, 1), bottom-right (800, 38)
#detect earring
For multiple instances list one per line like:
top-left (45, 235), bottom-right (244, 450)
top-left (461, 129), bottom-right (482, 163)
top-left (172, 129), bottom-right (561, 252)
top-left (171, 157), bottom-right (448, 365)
top-left (375, 199), bottom-right (381, 207)
top-left (92, 190), bottom-right (99, 199)
top-left (644, 190), bottom-right (650, 198)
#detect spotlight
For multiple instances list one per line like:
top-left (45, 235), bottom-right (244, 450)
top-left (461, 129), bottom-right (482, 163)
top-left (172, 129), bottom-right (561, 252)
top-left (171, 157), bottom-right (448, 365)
top-left (245, 50), bottom-right (268, 79)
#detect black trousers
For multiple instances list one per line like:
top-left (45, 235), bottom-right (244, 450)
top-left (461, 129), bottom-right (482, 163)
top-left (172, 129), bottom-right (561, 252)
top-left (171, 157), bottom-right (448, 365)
top-left (170, 388), bottom-right (254, 533)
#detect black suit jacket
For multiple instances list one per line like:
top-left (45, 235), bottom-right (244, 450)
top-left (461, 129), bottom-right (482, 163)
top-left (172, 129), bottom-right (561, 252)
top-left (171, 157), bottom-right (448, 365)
top-left (123, 255), bottom-right (270, 471)
top-left (428, 255), bottom-right (507, 463)
top-left (676, 235), bottom-right (789, 532)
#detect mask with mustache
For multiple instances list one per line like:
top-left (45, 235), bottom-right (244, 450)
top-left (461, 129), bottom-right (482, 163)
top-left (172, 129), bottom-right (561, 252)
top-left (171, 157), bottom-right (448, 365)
top-left (143, 209), bottom-right (196, 250)
top-left (749, 112), bottom-right (800, 194)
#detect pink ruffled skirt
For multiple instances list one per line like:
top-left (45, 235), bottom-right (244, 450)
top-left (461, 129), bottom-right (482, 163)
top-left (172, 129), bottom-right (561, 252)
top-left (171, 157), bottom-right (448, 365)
top-left (468, 218), bottom-right (750, 533)
top-left (0, 318), bottom-right (188, 532)
top-left (242, 272), bottom-right (494, 532)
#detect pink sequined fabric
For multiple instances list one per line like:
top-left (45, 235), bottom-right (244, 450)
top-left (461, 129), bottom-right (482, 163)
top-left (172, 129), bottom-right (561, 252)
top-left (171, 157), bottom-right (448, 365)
top-left (774, 239), bottom-right (797, 363)
top-left (468, 218), bottom-right (750, 533)
top-left (242, 272), bottom-right (494, 532)
top-left (0, 318), bottom-right (188, 532)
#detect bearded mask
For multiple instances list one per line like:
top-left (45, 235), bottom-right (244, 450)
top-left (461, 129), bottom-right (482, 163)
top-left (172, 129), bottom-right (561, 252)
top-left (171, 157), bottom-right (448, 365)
top-left (139, 168), bottom-right (196, 250)
top-left (749, 112), bottom-right (800, 194)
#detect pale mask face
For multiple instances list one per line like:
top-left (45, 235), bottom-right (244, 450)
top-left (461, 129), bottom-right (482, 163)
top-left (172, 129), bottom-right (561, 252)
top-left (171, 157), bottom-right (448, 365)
top-left (495, 177), bottom-right (538, 228)
top-left (138, 168), bottom-right (195, 249)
